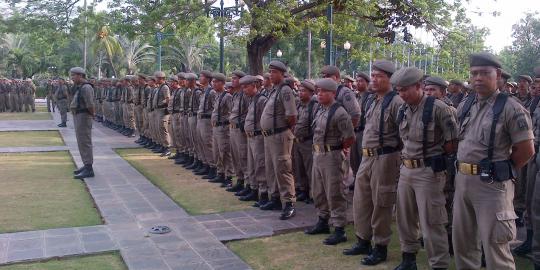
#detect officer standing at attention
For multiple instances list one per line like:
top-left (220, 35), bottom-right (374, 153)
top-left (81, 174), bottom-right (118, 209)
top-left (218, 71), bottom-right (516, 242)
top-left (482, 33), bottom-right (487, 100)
top-left (194, 70), bottom-right (216, 177)
top-left (350, 72), bottom-right (372, 177)
top-left (391, 67), bottom-right (457, 269)
top-left (453, 52), bottom-right (534, 269)
top-left (529, 67), bottom-right (540, 270)
top-left (55, 78), bottom-right (69, 127)
top-left (304, 78), bottom-right (355, 245)
top-left (344, 60), bottom-right (403, 266)
top-left (69, 67), bottom-right (96, 179)
top-left (260, 60), bottom-right (298, 220)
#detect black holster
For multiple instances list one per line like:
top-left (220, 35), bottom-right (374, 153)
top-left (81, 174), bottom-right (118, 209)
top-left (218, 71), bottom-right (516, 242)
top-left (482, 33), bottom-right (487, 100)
top-left (427, 155), bottom-right (447, 173)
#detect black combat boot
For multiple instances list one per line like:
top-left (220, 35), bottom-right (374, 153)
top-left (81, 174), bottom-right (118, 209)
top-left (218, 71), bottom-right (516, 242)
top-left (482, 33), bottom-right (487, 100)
top-left (57, 122), bottom-right (67, 127)
top-left (253, 192), bottom-right (269, 207)
top-left (393, 252), bottom-right (417, 270)
top-left (220, 176), bottom-right (232, 188)
top-left (239, 189), bottom-right (258, 202)
top-left (192, 160), bottom-right (204, 171)
top-left (208, 173), bottom-right (225, 183)
top-left (227, 180), bottom-right (245, 193)
top-left (160, 147), bottom-right (170, 157)
top-left (203, 167), bottom-right (217, 179)
top-left (151, 144), bottom-right (163, 153)
top-left (195, 164), bottom-right (210, 175)
top-left (143, 140), bottom-right (154, 148)
top-left (73, 166), bottom-right (85, 175)
top-left (74, 164), bottom-right (95, 180)
top-left (280, 202), bottom-right (296, 220)
top-left (305, 217), bottom-right (330, 235)
top-left (361, 245), bottom-right (388, 266)
top-left (176, 154), bottom-right (191, 165)
top-left (260, 198), bottom-right (282, 211)
top-left (343, 237), bottom-right (372, 255)
top-left (513, 229), bottom-right (533, 256)
top-left (185, 159), bottom-right (199, 169)
top-left (296, 190), bottom-right (308, 202)
top-left (323, 227), bottom-right (347, 245)
top-left (135, 136), bottom-right (144, 144)
top-left (168, 151), bottom-right (180, 160)
top-left (233, 183), bottom-right (250, 195)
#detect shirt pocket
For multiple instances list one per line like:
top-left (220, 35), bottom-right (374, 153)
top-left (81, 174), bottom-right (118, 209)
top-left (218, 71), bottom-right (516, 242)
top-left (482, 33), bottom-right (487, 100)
top-left (398, 118), bottom-right (409, 141)
top-left (492, 210), bottom-right (517, 243)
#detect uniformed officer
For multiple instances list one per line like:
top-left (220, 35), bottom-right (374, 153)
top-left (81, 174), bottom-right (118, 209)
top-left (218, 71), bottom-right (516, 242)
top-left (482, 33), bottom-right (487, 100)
top-left (293, 80), bottom-right (318, 202)
top-left (46, 80), bottom-right (56, 112)
top-left (134, 74), bottom-right (147, 144)
top-left (122, 76), bottom-right (136, 137)
top-left (195, 70), bottom-right (216, 178)
top-left (55, 78), bottom-right (69, 127)
top-left (344, 60), bottom-right (403, 266)
top-left (447, 79), bottom-right (465, 108)
top-left (453, 52), bottom-right (534, 269)
top-left (259, 60), bottom-right (298, 220)
top-left (304, 78), bottom-right (355, 245)
top-left (530, 68), bottom-right (540, 270)
top-left (228, 71), bottom-right (250, 193)
top-left (152, 71), bottom-right (171, 156)
top-left (350, 71), bottom-right (373, 177)
top-left (261, 73), bottom-right (272, 97)
top-left (516, 75), bottom-right (533, 107)
top-left (391, 67), bottom-right (457, 269)
top-left (499, 70), bottom-right (512, 95)
top-left (69, 67), bottom-right (96, 179)
top-left (185, 73), bottom-right (204, 170)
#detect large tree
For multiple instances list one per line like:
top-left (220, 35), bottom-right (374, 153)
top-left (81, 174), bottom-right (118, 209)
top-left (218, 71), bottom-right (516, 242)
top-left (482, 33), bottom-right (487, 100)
top-left (499, 13), bottom-right (540, 77)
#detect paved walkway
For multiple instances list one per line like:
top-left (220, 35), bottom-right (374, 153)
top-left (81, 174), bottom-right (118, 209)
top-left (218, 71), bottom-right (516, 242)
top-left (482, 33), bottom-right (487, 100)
top-left (0, 111), bottom-right (322, 270)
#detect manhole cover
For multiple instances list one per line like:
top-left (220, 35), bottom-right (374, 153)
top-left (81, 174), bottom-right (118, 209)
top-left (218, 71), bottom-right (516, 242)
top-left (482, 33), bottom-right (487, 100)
top-left (149, 225), bottom-right (171, 234)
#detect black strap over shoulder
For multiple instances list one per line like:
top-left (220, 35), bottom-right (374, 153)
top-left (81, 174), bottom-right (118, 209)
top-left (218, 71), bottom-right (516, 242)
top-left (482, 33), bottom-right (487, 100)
top-left (397, 104), bottom-right (407, 124)
top-left (324, 102), bottom-right (343, 144)
top-left (530, 96), bottom-right (540, 116)
top-left (458, 93), bottom-right (477, 124)
top-left (217, 91), bottom-right (226, 123)
top-left (203, 87), bottom-right (212, 112)
top-left (359, 93), bottom-right (374, 130)
top-left (422, 96), bottom-right (436, 158)
top-left (307, 99), bottom-right (317, 135)
top-left (379, 91), bottom-right (397, 147)
top-left (272, 84), bottom-right (286, 129)
top-left (336, 85), bottom-right (344, 102)
top-left (487, 93), bottom-right (509, 162)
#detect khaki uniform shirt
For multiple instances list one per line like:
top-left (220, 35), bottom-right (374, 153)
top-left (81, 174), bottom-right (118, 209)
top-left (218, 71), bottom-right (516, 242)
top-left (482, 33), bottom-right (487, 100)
top-left (244, 93), bottom-right (267, 133)
top-left (457, 90), bottom-right (533, 163)
top-left (152, 84), bottom-right (170, 109)
top-left (294, 97), bottom-right (319, 139)
top-left (260, 82), bottom-right (298, 130)
top-left (230, 90), bottom-right (250, 125)
top-left (336, 85), bottom-right (361, 120)
top-left (312, 101), bottom-right (354, 146)
top-left (398, 95), bottom-right (458, 159)
top-left (362, 91), bottom-right (404, 148)
top-left (188, 88), bottom-right (202, 114)
top-left (54, 84), bottom-right (69, 100)
top-left (70, 82), bottom-right (95, 111)
top-left (211, 91), bottom-right (232, 125)
top-left (198, 86), bottom-right (217, 116)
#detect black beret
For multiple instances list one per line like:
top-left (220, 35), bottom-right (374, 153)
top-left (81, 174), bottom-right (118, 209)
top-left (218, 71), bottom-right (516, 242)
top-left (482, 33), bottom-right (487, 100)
top-left (239, 75), bottom-right (258, 85)
top-left (449, 79), bottom-right (463, 86)
top-left (232, 70), bottom-right (246, 78)
top-left (469, 52), bottom-right (502, 68)
top-left (372, 60), bottom-right (396, 75)
top-left (356, 72), bottom-right (370, 82)
top-left (212, 73), bottom-right (226, 82)
top-left (321, 65), bottom-right (340, 76)
top-left (200, 70), bottom-right (213, 78)
top-left (268, 60), bottom-right (288, 73)
top-left (390, 67), bottom-right (424, 87)
top-left (177, 72), bottom-right (186, 79)
top-left (424, 76), bottom-right (448, 88)
top-left (300, 80), bottom-right (316, 92)
top-left (316, 78), bottom-right (338, 92)
top-left (501, 70), bottom-right (512, 80)
top-left (184, 73), bottom-right (198, 81)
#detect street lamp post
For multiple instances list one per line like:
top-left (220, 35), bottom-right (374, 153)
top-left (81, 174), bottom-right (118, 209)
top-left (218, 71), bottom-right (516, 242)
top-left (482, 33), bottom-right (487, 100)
top-left (207, 0), bottom-right (244, 73)
top-left (343, 41), bottom-right (351, 73)
top-left (276, 49), bottom-right (283, 58)
top-left (155, 30), bottom-right (174, 71)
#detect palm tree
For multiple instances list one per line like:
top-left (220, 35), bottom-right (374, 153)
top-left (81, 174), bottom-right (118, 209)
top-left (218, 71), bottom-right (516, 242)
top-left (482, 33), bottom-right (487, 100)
top-left (91, 25), bottom-right (122, 77)
top-left (164, 36), bottom-right (205, 72)
top-left (1, 34), bottom-right (28, 77)
top-left (119, 36), bottom-right (155, 75)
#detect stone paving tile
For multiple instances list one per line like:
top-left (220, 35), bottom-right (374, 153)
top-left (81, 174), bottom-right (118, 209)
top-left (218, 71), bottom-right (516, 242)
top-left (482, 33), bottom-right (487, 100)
top-left (9, 238), bottom-right (43, 251)
top-left (43, 227), bottom-right (77, 237)
top-left (7, 248), bottom-right (43, 262)
top-left (201, 220), bottom-right (233, 230)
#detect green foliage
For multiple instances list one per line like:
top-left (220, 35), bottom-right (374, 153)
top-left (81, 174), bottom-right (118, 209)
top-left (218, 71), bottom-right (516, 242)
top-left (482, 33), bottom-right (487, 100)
top-left (499, 13), bottom-right (540, 78)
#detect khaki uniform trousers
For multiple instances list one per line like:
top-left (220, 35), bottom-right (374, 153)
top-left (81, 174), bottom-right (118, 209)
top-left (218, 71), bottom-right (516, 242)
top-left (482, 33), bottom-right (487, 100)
top-left (182, 115), bottom-right (192, 155)
top-left (293, 140), bottom-right (313, 193)
top-left (134, 105), bottom-right (143, 133)
top-left (174, 114), bottom-right (185, 152)
top-left (57, 99), bottom-right (69, 123)
top-left (149, 110), bottom-right (156, 142)
top-left (396, 166), bottom-right (450, 268)
top-left (0, 93), bottom-right (7, 112)
top-left (142, 108), bottom-right (149, 137)
top-left (247, 135), bottom-right (266, 192)
top-left (188, 116), bottom-right (200, 159)
top-left (452, 173), bottom-right (517, 270)
top-left (212, 126), bottom-right (233, 177)
top-left (350, 130), bottom-right (364, 176)
top-left (263, 129), bottom-right (296, 203)
top-left (10, 95), bottom-right (18, 112)
top-left (230, 128), bottom-right (248, 180)
top-left (156, 109), bottom-right (170, 147)
top-left (123, 103), bottom-right (135, 129)
top-left (515, 166), bottom-right (528, 211)
top-left (73, 112), bottom-right (93, 165)
top-left (23, 95), bottom-right (33, 112)
top-left (197, 118), bottom-right (214, 166)
top-left (113, 102), bottom-right (121, 125)
top-left (354, 151), bottom-right (400, 245)
top-left (531, 153), bottom-right (540, 265)
top-left (525, 156), bottom-right (538, 229)
top-left (168, 114), bottom-right (176, 149)
top-left (312, 150), bottom-right (348, 227)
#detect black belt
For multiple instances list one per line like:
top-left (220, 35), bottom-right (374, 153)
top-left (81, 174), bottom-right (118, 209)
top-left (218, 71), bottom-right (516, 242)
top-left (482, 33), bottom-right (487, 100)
top-left (74, 108), bottom-right (90, 114)
top-left (262, 127), bottom-right (289, 137)
top-left (172, 110), bottom-right (180, 113)
top-left (246, 130), bottom-right (263, 137)
top-left (57, 97), bottom-right (67, 100)
top-left (199, 114), bottom-right (211, 119)
top-left (188, 112), bottom-right (198, 117)
top-left (535, 144), bottom-right (539, 153)
top-left (354, 126), bottom-right (364, 133)
top-left (213, 120), bottom-right (230, 127)
top-left (362, 146), bottom-right (398, 157)
top-left (294, 135), bottom-right (313, 143)
top-left (313, 144), bottom-right (343, 153)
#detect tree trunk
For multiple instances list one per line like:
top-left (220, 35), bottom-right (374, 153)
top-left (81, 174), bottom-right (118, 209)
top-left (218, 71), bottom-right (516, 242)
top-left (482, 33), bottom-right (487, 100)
top-left (107, 53), bottom-right (118, 78)
top-left (247, 35), bottom-right (277, 75)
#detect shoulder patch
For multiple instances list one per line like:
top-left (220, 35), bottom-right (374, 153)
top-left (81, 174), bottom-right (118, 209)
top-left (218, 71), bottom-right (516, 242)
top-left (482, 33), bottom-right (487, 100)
top-left (517, 118), bottom-right (529, 130)
top-left (283, 92), bottom-right (291, 102)
top-left (345, 94), bottom-right (352, 102)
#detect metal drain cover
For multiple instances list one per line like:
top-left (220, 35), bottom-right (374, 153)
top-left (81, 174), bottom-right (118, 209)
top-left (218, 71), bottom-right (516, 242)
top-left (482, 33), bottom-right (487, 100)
top-left (149, 225), bottom-right (171, 234)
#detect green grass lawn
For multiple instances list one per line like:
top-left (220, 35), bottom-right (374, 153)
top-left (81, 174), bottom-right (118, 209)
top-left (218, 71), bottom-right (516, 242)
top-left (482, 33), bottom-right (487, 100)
top-left (0, 252), bottom-right (127, 270)
top-left (116, 148), bottom-right (253, 215)
top-left (0, 151), bottom-right (102, 233)
top-left (0, 108), bottom-right (51, 120)
top-left (0, 131), bottom-right (64, 148)
top-left (228, 225), bottom-right (534, 270)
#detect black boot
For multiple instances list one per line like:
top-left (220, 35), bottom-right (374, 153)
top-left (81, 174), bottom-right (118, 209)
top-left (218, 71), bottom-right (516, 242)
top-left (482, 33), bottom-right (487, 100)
top-left (209, 173), bottom-right (225, 183)
top-left (176, 154), bottom-right (190, 165)
top-left (195, 164), bottom-right (210, 175)
top-left (220, 176), bottom-right (232, 188)
top-left (323, 226), bottom-right (347, 245)
top-left (239, 189), bottom-right (259, 202)
top-left (513, 229), bottom-right (533, 256)
top-left (192, 160), bottom-right (204, 171)
top-left (168, 151), bottom-right (180, 160)
top-left (160, 147), bottom-right (171, 157)
top-left (128, 129), bottom-right (136, 137)
top-left (280, 202), bottom-right (296, 220)
top-left (393, 252), bottom-right (417, 270)
top-left (253, 192), bottom-right (269, 207)
top-left (361, 245), bottom-right (388, 266)
top-left (305, 217), bottom-right (330, 235)
top-left (203, 167), bottom-right (217, 179)
top-left (260, 198), bottom-right (282, 210)
top-left (135, 136), bottom-right (144, 144)
top-left (57, 122), bottom-right (67, 127)
top-left (144, 141), bottom-right (154, 148)
top-left (233, 183), bottom-right (250, 195)
top-left (535, 263), bottom-right (540, 270)
top-left (185, 159), bottom-right (199, 169)
top-left (151, 145), bottom-right (163, 153)
top-left (227, 180), bottom-right (245, 193)
top-left (74, 165), bottom-right (95, 180)
top-left (73, 166), bottom-right (85, 175)
top-left (343, 237), bottom-right (372, 255)
top-left (139, 137), bottom-right (149, 145)
top-left (296, 190), bottom-right (308, 202)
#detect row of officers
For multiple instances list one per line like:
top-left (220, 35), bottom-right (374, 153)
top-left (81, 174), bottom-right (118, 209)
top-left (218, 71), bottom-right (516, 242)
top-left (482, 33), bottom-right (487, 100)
top-left (0, 79), bottom-right (36, 113)
top-left (65, 51), bottom-right (538, 270)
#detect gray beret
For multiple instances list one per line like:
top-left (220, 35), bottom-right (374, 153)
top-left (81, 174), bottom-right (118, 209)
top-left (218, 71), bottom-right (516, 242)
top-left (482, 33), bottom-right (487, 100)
top-left (148, 76), bottom-right (157, 81)
top-left (154, 71), bottom-right (166, 78)
top-left (449, 79), bottom-right (463, 86)
top-left (469, 52), bottom-right (502, 68)
top-left (424, 76), bottom-right (448, 88)
top-left (212, 73), bottom-right (226, 82)
top-left (232, 70), bottom-right (246, 78)
top-left (69, 67), bottom-right (86, 75)
top-left (356, 72), bottom-right (370, 82)
top-left (169, 75), bottom-right (179, 82)
top-left (390, 67), bottom-right (424, 87)
top-left (518, 75), bottom-right (533, 83)
top-left (200, 70), bottom-right (213, 78)
top-left (321, 65), bottom-right (340, 76)
top-left (269, 60), bottom-right (287, 73)
top-left (255, 75), bottom-right (264, 81)
top-left (225, 82), bottom-right (233, 88)
top-left (343, 75), bottom-right (355, 82)
top-left (137, 74), bottom-right (147, 79)
top-left (184, 73), bottom-right (198, 81)
top-left (263, 73), bottom-right (270, 79)
top-left (300, 80), bottom-right (316, 92)
top-left (316, 78), bottom-right (338, 92)
top-left (239, 75), bottom-right (258, 85)
top-left (501, 70), bottom-right (512, 80)
top-left (177, 72), bottom-right (186, 79)
top-left (372, 60), bottom-right (396, 75)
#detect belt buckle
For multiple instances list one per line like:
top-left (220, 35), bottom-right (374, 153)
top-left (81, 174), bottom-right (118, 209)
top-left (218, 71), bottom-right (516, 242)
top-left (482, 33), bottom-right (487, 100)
top-left (262, 130), bottom-right (268, 137)
top-left (314, 144), bottom-right (320, 153)
top-left (403, 159), bottom-right (412, 168)
top-left (412, 159), bottom-right (419, 168)
top-left (325, 145), bottom-right (331, 152)
top-left (471, 164), bottom-right (478, 175)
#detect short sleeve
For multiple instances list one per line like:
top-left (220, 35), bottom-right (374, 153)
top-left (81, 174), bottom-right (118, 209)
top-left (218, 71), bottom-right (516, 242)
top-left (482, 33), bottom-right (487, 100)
top-left (340, 90), bottom-right (361, 119)
top-left (281, 86), bottom-right (298, 117)
top-left (507, 105), bottom-right (534, 144)
top-left (437, 104), bottom-right (458, 142)
top-left (337, 108), bottom-right (355, 140)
